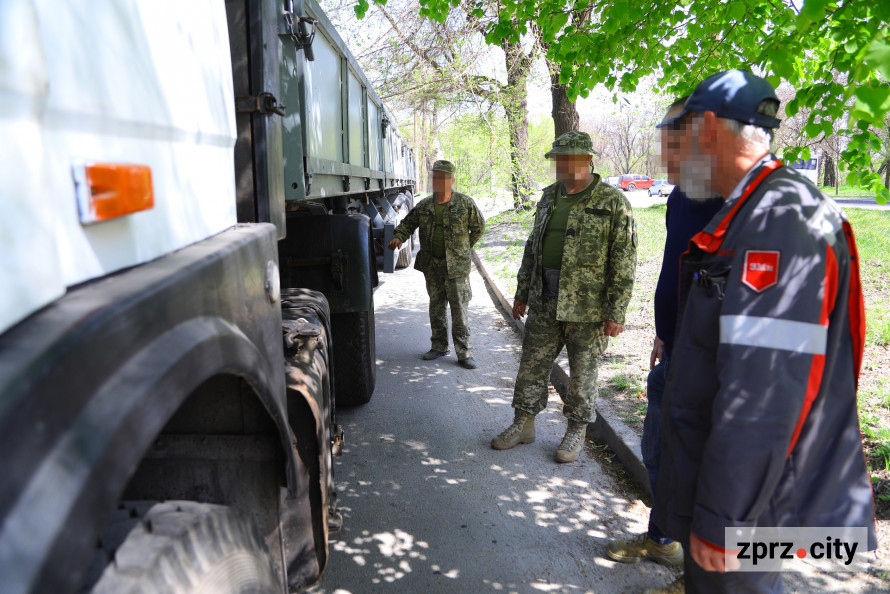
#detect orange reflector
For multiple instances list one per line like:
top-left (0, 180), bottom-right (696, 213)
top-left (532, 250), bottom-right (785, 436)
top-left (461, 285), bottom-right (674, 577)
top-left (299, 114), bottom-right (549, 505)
top-left (73, 162), bottom-right (154, 224)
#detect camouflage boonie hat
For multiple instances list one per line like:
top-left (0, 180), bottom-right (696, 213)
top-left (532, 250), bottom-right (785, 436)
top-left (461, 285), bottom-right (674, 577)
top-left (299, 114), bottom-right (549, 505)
top-left (544, 131), bottom-right (598, 158)
top-left (432, 159), bottom-right (456, 174)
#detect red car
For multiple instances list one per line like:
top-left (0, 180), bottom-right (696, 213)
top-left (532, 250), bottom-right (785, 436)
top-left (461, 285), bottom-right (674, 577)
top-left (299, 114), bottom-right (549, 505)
top-left (618, 174), bottom-right (654, 191)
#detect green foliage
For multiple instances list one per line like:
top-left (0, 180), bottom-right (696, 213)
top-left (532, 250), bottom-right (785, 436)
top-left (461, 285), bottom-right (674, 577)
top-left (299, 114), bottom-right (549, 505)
top-left (611, 373), bottom-right (644, 394)
top-left (846, 209), bottom-right (890, 345)
top-left (868, 307), bottom-right (890, 347)
top-left (439, 113), bottom-right (510, 197)
top-left (816, 184), bottom-right (877, 198)
top-left (486, 206), bottom-right (535, 227)
top-left (366, 0), bottom-right (890, 203)
top-left (633, 204), bottom-right (667, 264)
top-left (437, 112), bottom-right (555, 199)
top-left (846, 209), bottom-right (890, 279)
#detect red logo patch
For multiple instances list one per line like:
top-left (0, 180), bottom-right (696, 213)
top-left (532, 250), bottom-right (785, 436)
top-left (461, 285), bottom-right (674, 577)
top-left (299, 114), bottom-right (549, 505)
top-left (742, 250), bottom-right (780, 292)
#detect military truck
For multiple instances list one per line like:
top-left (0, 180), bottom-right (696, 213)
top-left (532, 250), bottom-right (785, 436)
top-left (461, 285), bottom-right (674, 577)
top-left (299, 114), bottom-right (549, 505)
top-left (0, 0), bottom-right (414, 592)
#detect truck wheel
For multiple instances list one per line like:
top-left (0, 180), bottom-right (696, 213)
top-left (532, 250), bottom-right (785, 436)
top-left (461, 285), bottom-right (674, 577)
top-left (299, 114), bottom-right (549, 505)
top-left (331, 298), bottom-right (376, 406)
top-left (628, 183), bottom-right (636, 190)
top-left (87, 501), bottom-right (279, 594)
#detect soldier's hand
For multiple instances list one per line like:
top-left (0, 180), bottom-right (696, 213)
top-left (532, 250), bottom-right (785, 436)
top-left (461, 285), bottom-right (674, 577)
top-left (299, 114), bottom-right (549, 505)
top-left (650, 336), bottom-right (664, 369)
top-left (512, 300), bottom-right (526, 319)
top-left (388, 238), bottom-right (402, 251)
top-left (603, 321), bottom-right (625, 337)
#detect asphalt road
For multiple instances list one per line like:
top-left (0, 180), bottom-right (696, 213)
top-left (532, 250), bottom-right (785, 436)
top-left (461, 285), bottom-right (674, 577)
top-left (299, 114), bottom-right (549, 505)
top-left (311, 264), bottom-right (676, 594)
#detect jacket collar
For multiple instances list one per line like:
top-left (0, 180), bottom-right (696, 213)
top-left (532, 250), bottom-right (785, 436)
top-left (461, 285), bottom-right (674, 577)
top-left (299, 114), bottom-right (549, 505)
top-left (691, 155), bottom-right (783, 253)
top-left (420, 192), bottom-right (462, 211)
top-left (542, 174), bottom-right (602, 207)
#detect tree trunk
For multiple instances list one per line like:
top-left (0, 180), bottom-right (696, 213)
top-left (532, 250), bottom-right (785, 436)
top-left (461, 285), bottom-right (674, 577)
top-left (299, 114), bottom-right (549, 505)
top-left (502, 40), bottom-right (534, 211)
top-left (418, 99), bottom-right (438, 193)
top-left (883, 122), bottom-right (890, 190)
top-left (822, 153), bottom-right (835, 187)
top-left (550, 72), bottom-right (579, 138)
top-left (414, 108), bottom-right (423, 192)
top-left (834, 157), bottom-right (840, 195)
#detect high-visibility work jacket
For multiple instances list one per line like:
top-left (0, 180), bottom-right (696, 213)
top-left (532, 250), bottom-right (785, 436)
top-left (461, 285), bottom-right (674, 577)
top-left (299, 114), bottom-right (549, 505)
top-left (653, 155), bottom-right (877, 552)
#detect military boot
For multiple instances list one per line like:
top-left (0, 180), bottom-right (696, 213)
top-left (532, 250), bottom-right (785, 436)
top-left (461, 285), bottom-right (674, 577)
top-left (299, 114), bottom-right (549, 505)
top-left (422, 349), bottom-right (449, 360)
top-left (605, 533), bottom-right (684, 567)
top-left (491, 411), bottom-right (535, 450)
top-left (643, 577), bottom-right (684, 594)
top-left (555, 420), bottom-right (587, 463)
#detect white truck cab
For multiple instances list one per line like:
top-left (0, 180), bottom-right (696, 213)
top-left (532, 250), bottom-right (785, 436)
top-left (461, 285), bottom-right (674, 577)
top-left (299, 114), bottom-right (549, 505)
top-left (1, 0), bottom-right (237, 335)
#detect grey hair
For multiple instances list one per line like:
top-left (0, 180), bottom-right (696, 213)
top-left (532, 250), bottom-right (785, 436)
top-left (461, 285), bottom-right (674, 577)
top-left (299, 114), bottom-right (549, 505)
top-left (721, 99), bottom-right (779, 152)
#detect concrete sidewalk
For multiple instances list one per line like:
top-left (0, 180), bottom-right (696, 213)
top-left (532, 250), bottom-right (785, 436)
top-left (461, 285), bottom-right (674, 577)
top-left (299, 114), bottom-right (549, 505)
top-left (313, 263), bottom-right (671, 593)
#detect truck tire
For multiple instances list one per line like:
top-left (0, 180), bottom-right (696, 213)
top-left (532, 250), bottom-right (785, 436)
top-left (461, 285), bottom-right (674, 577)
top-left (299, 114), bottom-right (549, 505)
top-left (331, 298), bottom-right (376, 407)
top-left (628, 183), bottom-right (636, 190)
top-left (86, 501), bottom-right (279, 594)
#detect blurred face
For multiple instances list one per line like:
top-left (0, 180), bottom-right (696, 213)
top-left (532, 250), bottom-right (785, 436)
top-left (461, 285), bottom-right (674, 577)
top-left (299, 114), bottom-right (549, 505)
top-left (552, 154), bottom-right (592, 185)
top-left (661, 114), bottom-right (716, 201)
top-left (431, 171), bottom-right (454, 194)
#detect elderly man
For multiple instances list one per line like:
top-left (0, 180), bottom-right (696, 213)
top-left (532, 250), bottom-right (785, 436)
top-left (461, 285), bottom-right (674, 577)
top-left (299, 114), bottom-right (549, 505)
top-left (491, 131), bottom-right (637, 463)
top-left (389, 160), bottom-right (485, 369)
top-left (651, 70), bottom-right (877, 593)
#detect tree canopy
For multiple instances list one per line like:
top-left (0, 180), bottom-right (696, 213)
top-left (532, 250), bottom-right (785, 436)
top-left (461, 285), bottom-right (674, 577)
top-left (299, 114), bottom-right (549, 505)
top-left (355, 0), bottom-right (890, 202)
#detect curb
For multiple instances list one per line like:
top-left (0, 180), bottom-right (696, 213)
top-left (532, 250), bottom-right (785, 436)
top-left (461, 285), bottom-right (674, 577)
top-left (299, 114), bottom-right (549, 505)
top-left (472, 250), bottom-right (652, 498)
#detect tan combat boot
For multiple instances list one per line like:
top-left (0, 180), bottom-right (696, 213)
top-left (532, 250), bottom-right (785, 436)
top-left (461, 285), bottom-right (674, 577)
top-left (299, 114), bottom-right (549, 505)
top-left (605, 533), bottom-right (684, 567)
top-left (643, 577), bottom-right (684, 593)
top-left (555, 420), bottom-right (587, 462)
top-left (491, 411), bottom-right (535, 450)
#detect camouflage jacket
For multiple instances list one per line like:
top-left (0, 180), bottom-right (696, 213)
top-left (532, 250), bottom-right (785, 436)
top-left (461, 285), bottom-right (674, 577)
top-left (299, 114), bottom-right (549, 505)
top-left (515, 175), bottom-right (637, 323)
top-left (392, 191), bottom-right (486, 277)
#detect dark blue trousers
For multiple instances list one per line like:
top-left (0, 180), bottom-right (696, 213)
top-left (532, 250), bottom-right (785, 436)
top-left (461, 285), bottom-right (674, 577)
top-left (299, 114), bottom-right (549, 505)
top-left (642, 357), bottom-right (672, 544)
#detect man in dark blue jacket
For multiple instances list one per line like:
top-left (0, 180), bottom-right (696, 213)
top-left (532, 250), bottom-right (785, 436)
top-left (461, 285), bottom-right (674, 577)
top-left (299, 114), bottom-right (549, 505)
top-left (606, 100), bottom-right (723, 572)
top-left (651, 70), bottom-right (877, 593)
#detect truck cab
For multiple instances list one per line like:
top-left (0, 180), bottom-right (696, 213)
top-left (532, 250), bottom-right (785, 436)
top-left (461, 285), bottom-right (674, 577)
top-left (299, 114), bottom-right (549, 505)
top-left (0, 1), bottom-right (412, 592)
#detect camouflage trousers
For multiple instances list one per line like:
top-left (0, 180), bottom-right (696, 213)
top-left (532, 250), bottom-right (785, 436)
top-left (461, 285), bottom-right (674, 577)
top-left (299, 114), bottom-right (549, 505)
top-left (423, 256), bottom-right (472, 359)
top-left (513, 295), bottom-right (608, 423)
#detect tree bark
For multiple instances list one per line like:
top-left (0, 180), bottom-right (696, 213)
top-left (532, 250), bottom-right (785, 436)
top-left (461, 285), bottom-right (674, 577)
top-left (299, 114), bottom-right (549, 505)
top-left (501, 38), bottom-right (534, 211)
top-left (822, 153), bottom-right (835, 187)
top-left (884, 122), bottom-right (890, 190)
top-left (550, 75), bottom-right (579, 138)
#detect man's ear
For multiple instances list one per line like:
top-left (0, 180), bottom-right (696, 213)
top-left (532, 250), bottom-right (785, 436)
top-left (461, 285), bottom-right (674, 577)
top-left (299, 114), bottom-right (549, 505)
top-left (701, 111), bottom-right (721, 149)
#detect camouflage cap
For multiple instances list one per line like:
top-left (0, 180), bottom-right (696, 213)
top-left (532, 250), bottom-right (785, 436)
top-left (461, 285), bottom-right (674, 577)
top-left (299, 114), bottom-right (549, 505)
top-left (431, 159), bottom-right (456, 175)
top-left (544, 131), bottom-right (598, 158)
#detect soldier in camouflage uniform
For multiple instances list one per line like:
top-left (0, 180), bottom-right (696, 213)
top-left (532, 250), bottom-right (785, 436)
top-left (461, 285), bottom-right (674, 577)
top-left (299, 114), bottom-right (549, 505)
top-left (389, 160), bottom-right (486, 369)
top-left (491, 131), bottom-right (637, 462)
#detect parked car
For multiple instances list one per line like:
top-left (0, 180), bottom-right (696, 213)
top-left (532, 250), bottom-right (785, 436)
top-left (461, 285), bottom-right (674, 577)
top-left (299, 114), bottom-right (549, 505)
top-left (648, 179), bottom-right (675, 196)
top-left (618, 174), bottom-right (654, 191)
top-left (604, 176), bottom-right (620, 188)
